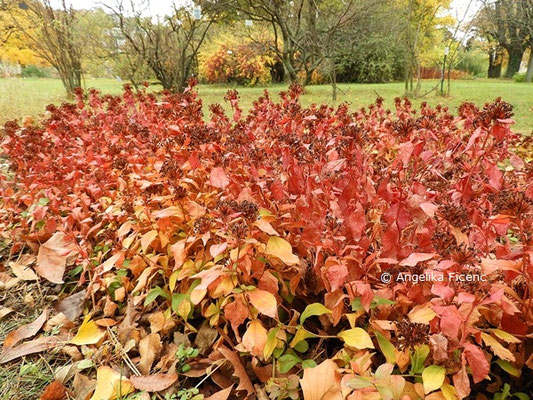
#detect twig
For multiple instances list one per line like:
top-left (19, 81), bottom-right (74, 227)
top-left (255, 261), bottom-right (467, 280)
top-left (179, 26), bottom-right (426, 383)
top-left (193, 359), bottom-right (226, 389)
top-left (415, 84), bottom-right (438, 99)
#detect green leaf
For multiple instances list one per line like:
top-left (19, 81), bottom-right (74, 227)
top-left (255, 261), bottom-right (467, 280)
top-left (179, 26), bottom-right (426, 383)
top-left (277, 354), bottom-right (301, 374)
top-left (301, 359), bottom-right (317, 369)
top-left (299, 303), bottom-right (331, 325)
top-left (371, 297), bottom-right (396, 308)
top-left (144, 287), bottom-right (163, 306)
top-left (496, 359), bottom-right (520, 378)
top-left (38, 197), bottom-right (50, 206)
top-left (171, 293), bottom-right (187, 314)
top-left (338, 328), bottom-right (375, 349)
top-left (410, 345), bottom-right (430, 375)
top-left (264, 327), bottom-right (280, 360)
top-left (293, 340), bottom-right (308, 353)
top-left (422, 365), bottom-right (445, 394)
top-left (375, 331), bottom-right (396, 364)
top-left (289, 327), bottom-right (316, 348)
top-left (351, 297), bottom-right (363, 311)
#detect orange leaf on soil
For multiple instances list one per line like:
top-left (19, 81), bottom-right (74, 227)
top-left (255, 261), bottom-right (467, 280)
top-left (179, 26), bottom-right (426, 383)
top-left (40, 380), bottom-right (67, 400)
top-left (218, 347), bottom-right (254, 395)
top-left (3, 309), bottom-right (48, 349)
top-left (36, 232), bottom-right (78, 284)
top-left (130, 373), bottom-right (178, 392)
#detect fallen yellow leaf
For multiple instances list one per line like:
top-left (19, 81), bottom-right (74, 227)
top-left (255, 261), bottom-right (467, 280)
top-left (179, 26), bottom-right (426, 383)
top-left (70, 315), bottom-right (105, 346)
top-left (89, 366), bottom-right (134, 400)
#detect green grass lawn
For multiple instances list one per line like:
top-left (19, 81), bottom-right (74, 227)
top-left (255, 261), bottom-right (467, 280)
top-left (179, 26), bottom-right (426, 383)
top-left (1, 77), bottom-right (532, 133)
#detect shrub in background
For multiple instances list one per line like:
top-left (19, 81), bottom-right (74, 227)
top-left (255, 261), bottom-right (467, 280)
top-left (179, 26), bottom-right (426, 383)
top-left (21, 65), bottom-right (50, 78)
top-left (199, 33), bottom-right (280, 86)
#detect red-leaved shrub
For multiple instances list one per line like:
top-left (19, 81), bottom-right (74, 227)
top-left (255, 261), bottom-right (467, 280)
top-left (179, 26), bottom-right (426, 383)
top-left (1, 81), bottom-right (532, 399)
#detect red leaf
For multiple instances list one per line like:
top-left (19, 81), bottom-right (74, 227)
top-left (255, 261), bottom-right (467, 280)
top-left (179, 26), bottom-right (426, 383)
top-left (399, 252), bottom-right (437, 267)
top-left (463, 343), bottom-right (489, 383)
top-left (209, 167), bottom-right (229, 188)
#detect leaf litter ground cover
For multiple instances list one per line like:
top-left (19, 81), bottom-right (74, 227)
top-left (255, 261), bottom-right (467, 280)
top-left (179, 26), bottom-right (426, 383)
top-left (0, 81), bottom-right (532, 400)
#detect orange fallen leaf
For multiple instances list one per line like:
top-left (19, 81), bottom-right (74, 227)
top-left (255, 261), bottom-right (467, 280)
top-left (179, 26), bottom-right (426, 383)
top-left (40, 380), bottom-right (67, 400)
top-left (36, 232), bottom-right (78, 284)
top-left (242, 319), bottom-right (267, 357)
top-left (300, 359), bottom-right (342, 400)
top-left (3, 309), bottom-right (48, 349)
top-left (218, 347), bottom-right (254, 395)
top-left (247, 289), bottom-right (278, 319)
top-left (206, 385), bottom-right (234, 400)
top-left (95, 318), bottom-right (117, 327)
top-left (130, 373), bottom-right (178, 392)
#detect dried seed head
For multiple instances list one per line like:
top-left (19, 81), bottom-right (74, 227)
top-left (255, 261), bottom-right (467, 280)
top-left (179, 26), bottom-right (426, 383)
top-left (439, 204), bottom-right (470, 229)
top-left (395, 319), bottom-right (430, 350)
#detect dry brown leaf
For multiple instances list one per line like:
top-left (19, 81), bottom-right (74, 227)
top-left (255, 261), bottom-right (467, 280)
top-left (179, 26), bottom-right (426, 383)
top-left (0, 271), bottom-right (20, 290)
top-left (155, 343), bottom-right (178, 371)
top-left (205, 385), bottom-right (233, 400)
top-left (194, 324), bottom-right (218, 354)
top-left (44, 313), bottom-right (75, 332)
top-left (218, 347), bottom-right (254, 395)
top-left (0, 336), bottom-right (61, 364)
top-left (54, 290), bottom-right (86, 321)
top-left (300, 359), bottom-right (342, 400)
top-left (36, 232), bottom-right (78, 284)
top-left (40, 380), bottom-right (67, 400)
top-left (130, 373), bottom-right (178, 392)
top-left (3, 309), bottom-right (48, 348)
top-left (138, 333), bottom-right (162, 375)
top-left (72, 372), bottom-right (96, 400)
top-left (148, 311), bottom-right (175, 334)
top-left (9, 260), bottom-right (38, 281)
top-left (0, 307), bottom-right (14, 320)
top-left (60, 345), bottom-right (83, 361)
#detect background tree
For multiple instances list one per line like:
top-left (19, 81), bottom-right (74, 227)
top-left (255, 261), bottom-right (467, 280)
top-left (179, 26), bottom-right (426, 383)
top-left (107, 0), bottom-right (229, 92)
top-left (5, 0), bottom-right (84, 94)
top-left (402, 0), bottom-right (451, 96)
top-left (230, 0), bottom-right (375, 85)
top-left (477, 0), bottom-right (529, 79)
top-left (0, 2), bottom-right (43, 66)
top-left (442, 0), bottom-right (478, 95)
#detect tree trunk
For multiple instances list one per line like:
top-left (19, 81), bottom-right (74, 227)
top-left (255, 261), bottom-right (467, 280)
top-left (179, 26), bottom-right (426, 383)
top-left (488, 47), bottom-right (503, 78)
top-left (526, 49), bottom-right (533, 83)
top-left (504, 46), bottom-right (524, 79)
top-left (330, 56), bottom-right (337, 101)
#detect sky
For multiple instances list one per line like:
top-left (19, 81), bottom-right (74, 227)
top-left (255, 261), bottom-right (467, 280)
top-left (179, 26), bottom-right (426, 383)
top-left (50, 0), bottom-right (188, 16)
top-left (53, 0), bottom-right (483, 19)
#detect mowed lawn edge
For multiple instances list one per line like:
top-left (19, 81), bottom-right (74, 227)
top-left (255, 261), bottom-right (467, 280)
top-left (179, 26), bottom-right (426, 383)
top-left (1, 77), bottom-right (531, 134)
